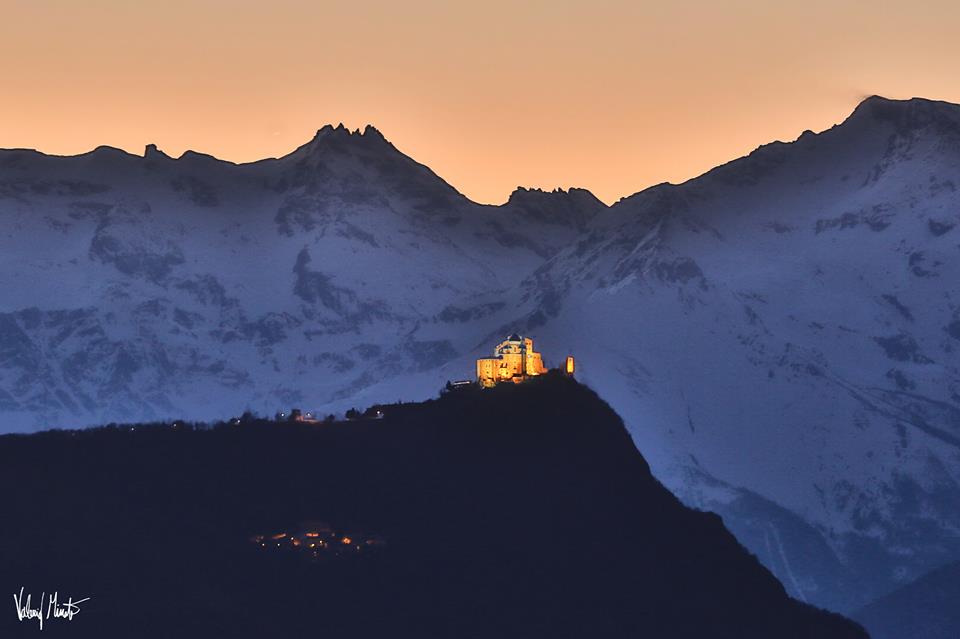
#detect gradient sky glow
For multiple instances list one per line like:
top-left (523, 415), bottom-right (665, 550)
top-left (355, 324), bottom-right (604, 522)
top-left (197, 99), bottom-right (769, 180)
top-left (1, 0), bottom-right (957, 203)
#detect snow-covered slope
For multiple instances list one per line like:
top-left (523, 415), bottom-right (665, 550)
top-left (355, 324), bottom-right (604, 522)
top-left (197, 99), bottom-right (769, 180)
top-left (1, 97), bottom-right (957, 613)
top-left (491, 96), bottom-right (960, 611)
top-left (0, 124), bottom-right (593, 427)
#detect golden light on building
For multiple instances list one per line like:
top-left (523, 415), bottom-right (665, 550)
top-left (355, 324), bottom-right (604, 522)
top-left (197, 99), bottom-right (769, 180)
top-left (476, 334), bottom-right (560, 388)
top-left (565, 355), bottom-right (575, 375)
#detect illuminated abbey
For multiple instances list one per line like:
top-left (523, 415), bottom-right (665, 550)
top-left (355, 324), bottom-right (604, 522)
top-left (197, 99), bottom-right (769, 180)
top-left (476, 334), bottom-right (573, 388)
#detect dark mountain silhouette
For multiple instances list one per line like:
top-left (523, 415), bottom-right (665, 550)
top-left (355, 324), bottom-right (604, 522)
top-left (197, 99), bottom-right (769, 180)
top-left (504, 186), bottom-right (607, 230)
top-left (0, 374), bottom-right (865, 638)
top-left (854, 560), bottom-right (960, 639)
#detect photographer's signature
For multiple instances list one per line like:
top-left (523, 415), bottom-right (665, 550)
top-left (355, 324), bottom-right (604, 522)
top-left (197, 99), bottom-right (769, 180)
top-left (13, 587), bottom-right (89, 630)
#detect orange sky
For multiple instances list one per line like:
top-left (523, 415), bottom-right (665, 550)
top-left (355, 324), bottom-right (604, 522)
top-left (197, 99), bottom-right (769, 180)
top-left (1, 0), bottom-right (957, 204)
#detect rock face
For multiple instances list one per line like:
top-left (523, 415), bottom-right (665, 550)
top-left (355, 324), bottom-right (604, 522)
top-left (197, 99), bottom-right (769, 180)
top-left (0, 375), bottom-right (866, 638)
top-left (1, 96), bottom-right (959, 613)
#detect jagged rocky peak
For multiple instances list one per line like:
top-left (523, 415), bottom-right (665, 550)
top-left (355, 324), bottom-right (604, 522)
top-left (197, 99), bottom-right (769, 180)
top-left (143, 143), bottom-right (173, 160)
top-left (361, 123), bottom-right (387, 140)
top-left (276, 123), bottom-right (466, 205)
top-left (505, 186), bottom-right (608, 228)
top-left (139, 144), bottom-right (233, 171)
top-left (508, 185), bottom-right (603, 204)
top-left (286, 122), bottom-right (417, 169)
top-left (306, 122), bottom-right (392, 151)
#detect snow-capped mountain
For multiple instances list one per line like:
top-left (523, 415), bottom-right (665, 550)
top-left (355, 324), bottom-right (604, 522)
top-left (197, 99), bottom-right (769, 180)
top-left (0, 124), bottom-right (591, 426)
top-left (504, 96), bottom-right (960, 611)
top-left (1, 97), bottom-right (958, 613)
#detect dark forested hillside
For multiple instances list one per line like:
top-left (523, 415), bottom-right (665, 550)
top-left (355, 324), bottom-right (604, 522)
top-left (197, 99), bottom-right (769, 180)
top-left (0, 374), bottom-right (864, 638)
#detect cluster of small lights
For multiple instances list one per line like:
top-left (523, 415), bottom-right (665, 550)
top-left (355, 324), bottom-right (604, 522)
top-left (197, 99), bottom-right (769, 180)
top-left (251, 527), bottom-right (384, 560)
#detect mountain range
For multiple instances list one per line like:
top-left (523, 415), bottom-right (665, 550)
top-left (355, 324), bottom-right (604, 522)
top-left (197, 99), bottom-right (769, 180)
top-left (1, 95), bottom-right (958, 614)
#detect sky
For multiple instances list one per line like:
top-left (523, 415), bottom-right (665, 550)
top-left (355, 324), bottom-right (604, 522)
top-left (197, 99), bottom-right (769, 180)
top-left (1, 0), bottom-right (957, 204)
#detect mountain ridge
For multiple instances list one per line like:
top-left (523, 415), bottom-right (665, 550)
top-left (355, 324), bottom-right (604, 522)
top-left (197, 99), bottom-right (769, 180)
top-left (1, 94), bottom-right (958, 618)
top-left (9, 95), bottom-right (953, 207)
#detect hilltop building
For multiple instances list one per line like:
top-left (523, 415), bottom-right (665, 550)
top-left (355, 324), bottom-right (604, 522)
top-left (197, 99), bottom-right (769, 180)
top-left (476, 334), bottom-right (549, 388)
